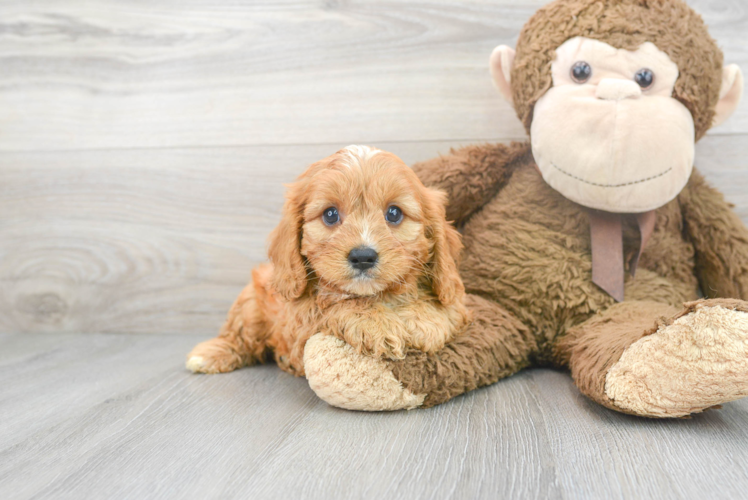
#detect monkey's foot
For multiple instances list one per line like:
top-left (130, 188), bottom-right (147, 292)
top-left (605, 300), bottom-right (748, 417)
top-left (186, 338), bottom-right (246, 374)
top-left (303, 333), bottom-right (425, 411)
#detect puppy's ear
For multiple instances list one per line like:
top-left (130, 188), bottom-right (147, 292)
top-left (424, 188), bottom-right (465, 305)
top-left (268, 181), bottom-right (308, 301)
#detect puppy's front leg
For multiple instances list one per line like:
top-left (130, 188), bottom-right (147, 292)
top-left (187, 266), bottom-right (275, 373)
top-left (327, 306), bottom-right (410, 360)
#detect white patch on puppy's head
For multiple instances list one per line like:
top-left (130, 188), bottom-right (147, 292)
top-left (340, 145), bottom-right (380, 169)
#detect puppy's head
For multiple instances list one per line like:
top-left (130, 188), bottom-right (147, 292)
top-left (268, 145), bottom-right (464, 304)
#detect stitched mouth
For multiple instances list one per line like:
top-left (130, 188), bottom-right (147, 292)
top-left (551, 163), bottom-right (673, 188)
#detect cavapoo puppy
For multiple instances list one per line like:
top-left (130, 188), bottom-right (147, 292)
top-left (186, 145), bottom-right (469, 376)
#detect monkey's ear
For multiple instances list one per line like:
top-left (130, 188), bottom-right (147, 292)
top-left (489, 45), bottom-right (516, 103)
top-left (713, 64), bottom-right (743, 128)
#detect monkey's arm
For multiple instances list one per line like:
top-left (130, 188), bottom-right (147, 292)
top-left (411, 141), bottom-right (531, 226)
top-left (679, 169), bottom-right (748, 299)
top-left (303, 294), bottom-right (536, 410)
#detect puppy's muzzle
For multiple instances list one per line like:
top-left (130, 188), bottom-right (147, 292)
top-left (348, 247), bottom-right (378, 271)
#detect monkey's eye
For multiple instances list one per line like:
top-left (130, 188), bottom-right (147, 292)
top-left (322, 207), bottom-right (340, 226)
top-left (570, 61), bottom-right (592, 83)
top-left (634, 68), bottom-right (655, 89)
top-left (385, 206), bottom-right (403, 225)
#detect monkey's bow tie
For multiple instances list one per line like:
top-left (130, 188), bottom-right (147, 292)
top-left (588, 210), bottom-right (656, 302)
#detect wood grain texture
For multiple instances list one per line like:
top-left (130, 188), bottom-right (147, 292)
top-left (0, 0), bottom-right (745, 152)
top-left (1, 138), bottom-right (746, 335)
top-left (0, 0), bottom-right (746, 335)
top-left (0, 140), bottom-right (477, 335)
top-left (1, 332), bottom-right (747, 499)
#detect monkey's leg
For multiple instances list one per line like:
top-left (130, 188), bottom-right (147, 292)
top-left (557, 299), bottom-right (748, 418)
top-left (303, 294), bottom-right (537, 410)
top-left (186, 266), bottom-right (275, 374)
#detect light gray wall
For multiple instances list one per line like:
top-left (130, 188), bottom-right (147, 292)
top-left (1, 0), bottom-right (746, 335)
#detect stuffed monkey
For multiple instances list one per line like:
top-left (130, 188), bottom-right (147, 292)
top-left (303, 0), bottom-right (748, 418)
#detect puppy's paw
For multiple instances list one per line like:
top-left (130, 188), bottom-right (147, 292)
top-left (186, 338), bottom-right (245, 374)
top-left (304, 333), bottom-right (425, 411)
top-left (186, 355), bottom-right (208, 373)
top-left (337, 320), bottom-right (409, 360)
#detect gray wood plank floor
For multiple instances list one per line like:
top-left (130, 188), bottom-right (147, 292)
top-left (2, 332), bottom-right (748, 500)
top-left (2, 0), bottom-right (748, 498)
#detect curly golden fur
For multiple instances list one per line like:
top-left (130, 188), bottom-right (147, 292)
top-left (186, 146), bottom-right (469, 376)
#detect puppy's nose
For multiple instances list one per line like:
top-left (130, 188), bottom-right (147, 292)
top-left (348, 247), bottom-right (378, 271)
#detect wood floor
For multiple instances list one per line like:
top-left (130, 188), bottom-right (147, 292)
top-left (3, 332), bottom-right (748, 499)
top-left (1, 1), bottom-right (747, 498)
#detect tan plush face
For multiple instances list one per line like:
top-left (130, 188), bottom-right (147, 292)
top-left (530, 37), bottom-right (694, 213)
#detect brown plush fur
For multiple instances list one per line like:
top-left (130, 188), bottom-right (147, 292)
top-left (511, 0), bottom-right (723, 140)
top-left (559, 298), bottom-right (748, 415)
top-left (397, 139), bottom-right (748, 412)
top-left (679, 173), bottom-right (748, 298)
top-left (556, 301), bottom-right (681, 414)
top-left (375, 0), bottom-right (748, 416)
top-left (389, 294), bottom-right (536, 408)
top-left (187, 147), bottom-right (469, 375)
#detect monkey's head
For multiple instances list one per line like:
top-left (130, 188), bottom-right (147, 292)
top-left (490, 0), bottom-right (743, 213)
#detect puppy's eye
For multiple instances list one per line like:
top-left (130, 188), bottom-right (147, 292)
top-left (322, 207), bottom-right (339, 226)
top-left (385, 206), bottom-right (403, 225)
top-left (571, 61), bottom-right (592, 83)
top-left (634, 68), bottom-right (654, 89)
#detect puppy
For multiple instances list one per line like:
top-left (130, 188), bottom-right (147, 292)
top-left (186, 145), bottom-right (469, 376)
